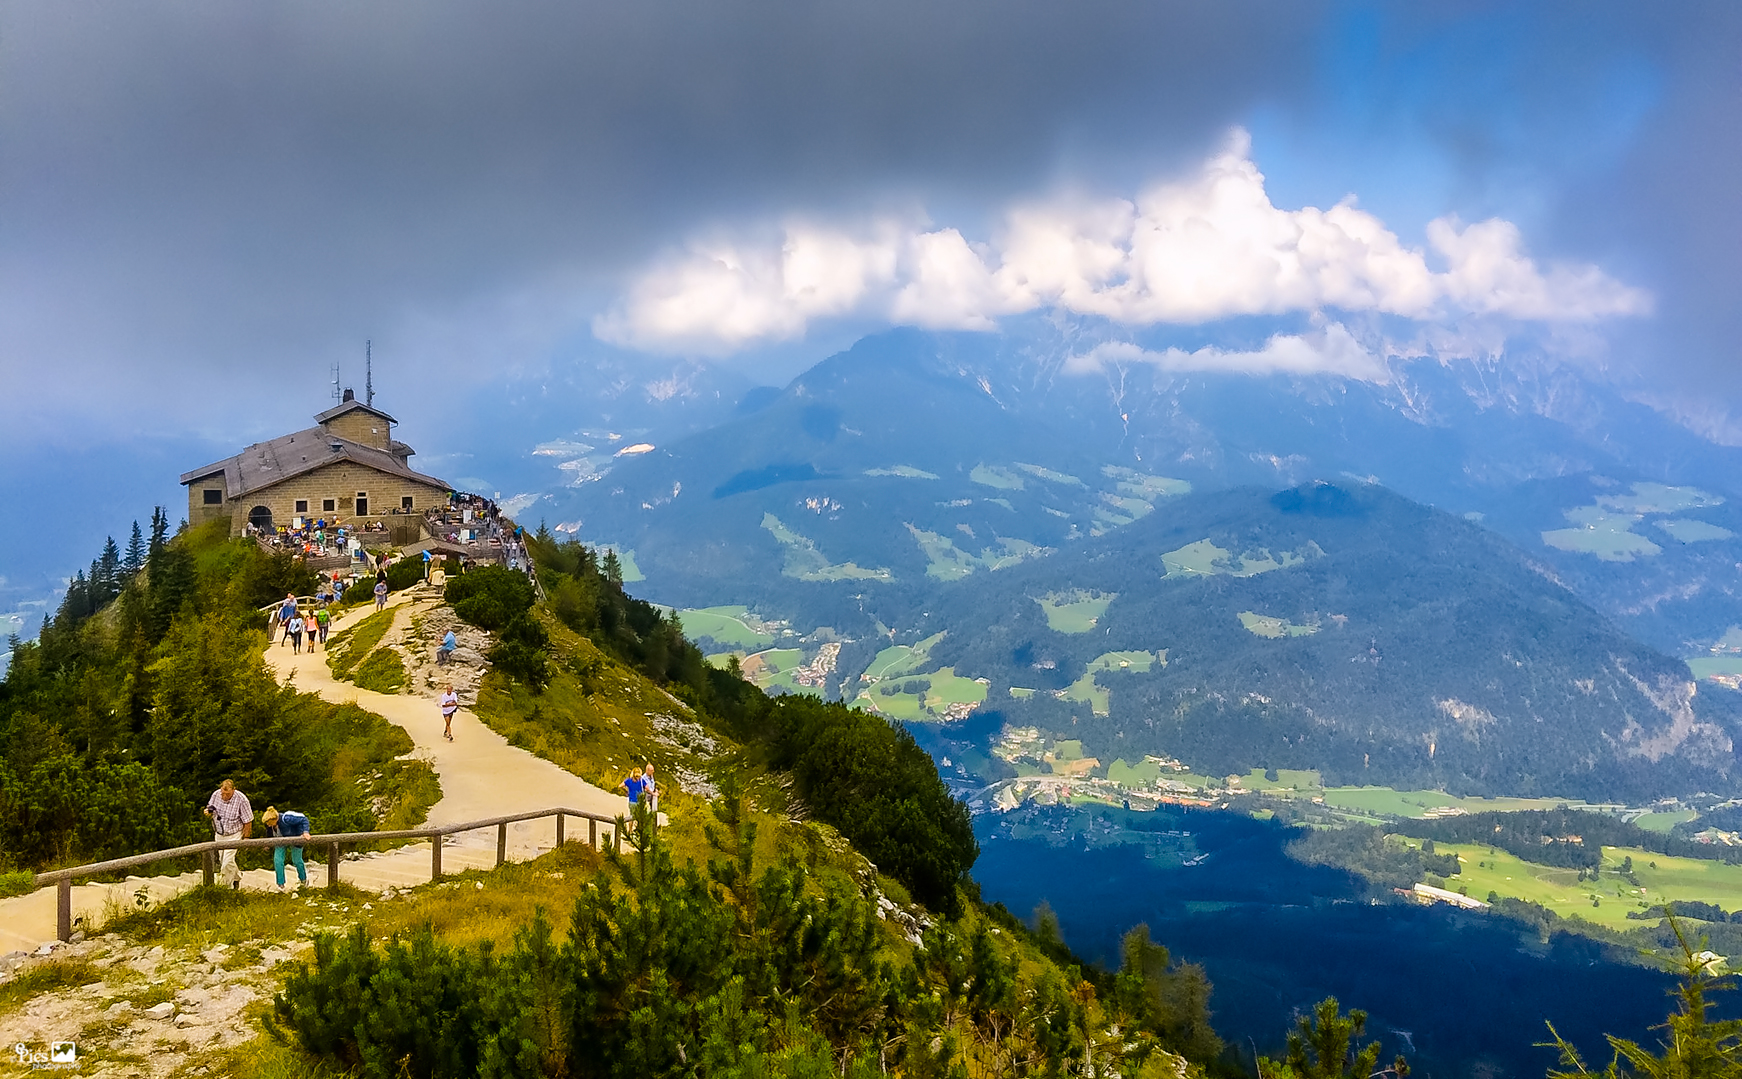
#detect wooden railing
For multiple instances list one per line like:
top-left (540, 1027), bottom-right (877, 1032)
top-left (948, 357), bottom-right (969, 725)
top-left (32, 806), bottom-right (624, 942)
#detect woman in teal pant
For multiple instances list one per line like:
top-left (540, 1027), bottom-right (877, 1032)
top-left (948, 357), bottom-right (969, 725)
top-left (262, 807), bottom-right (311, 891)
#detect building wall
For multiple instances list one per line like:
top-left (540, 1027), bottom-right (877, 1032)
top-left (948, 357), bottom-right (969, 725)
top-left (187, 474), bottom-right (229, 528)
top-left (321, 411), bottom-right (391, 450)
top-left (198, 460), bottom-right (448, 535)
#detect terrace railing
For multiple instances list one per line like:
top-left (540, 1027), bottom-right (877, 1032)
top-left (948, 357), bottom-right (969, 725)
top-left (32, 806), bottom-right (625, 942)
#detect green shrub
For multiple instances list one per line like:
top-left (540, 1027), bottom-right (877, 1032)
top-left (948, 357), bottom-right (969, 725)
top-left (445, 566), bottom-right (533, 631)
top-left (353, 649), bottom-right (407, 694)
top-left (490, 614), bottom-right (551, 691)
top-left (385, 558), bottom-right (426, 592)
top-left (0, 870), bottom-right (35, 898)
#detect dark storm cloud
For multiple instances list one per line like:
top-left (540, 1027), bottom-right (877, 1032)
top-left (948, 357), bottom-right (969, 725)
top-left (1, 1), bottom-right (1738, 442)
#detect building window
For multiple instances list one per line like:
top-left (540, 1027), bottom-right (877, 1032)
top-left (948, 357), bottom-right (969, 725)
top-left (202, 489), bottom-right (223, 505)
top-left (402, 495), bottom-right (414, 510)
top-left (322, 498), bottom-right (336, 513)
top-left (294, 499), bottom-right (309, 514)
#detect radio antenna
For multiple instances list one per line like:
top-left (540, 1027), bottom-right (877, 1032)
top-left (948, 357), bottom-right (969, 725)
top-left (365, 340), bottom-right (374, 407)
top-left (330, 362), bottom-right (342, 403)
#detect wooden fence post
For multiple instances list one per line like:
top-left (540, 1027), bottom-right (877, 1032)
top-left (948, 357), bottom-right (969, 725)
top-left (589, 818), bottom-right (597, 849)
top-left (57, 878), bottom-right (72, 942)
top-left (497, 822), bottom-right (507, 867)
top-left (202, 850), bottom-right (214, 887)
top-left (431, 836), bottom-right (442, 881)
top-left (555, 813), bottom-right (564, 848)
top-left (328, 844), bottom-right (340, 888)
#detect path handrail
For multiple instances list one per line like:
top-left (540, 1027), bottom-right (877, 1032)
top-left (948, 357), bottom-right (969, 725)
top-left (33, 805), bottom-right (627, 942)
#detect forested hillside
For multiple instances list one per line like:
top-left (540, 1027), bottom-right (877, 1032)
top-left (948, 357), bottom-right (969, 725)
top-left (910, 482), bottom-right (1740, 802)
top-left (0, 517), bottom-right (437, 872)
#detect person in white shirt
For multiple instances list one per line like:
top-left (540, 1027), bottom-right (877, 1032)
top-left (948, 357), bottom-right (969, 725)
top-left (439, 684), bottom-right (459, 742)
top-left (203, 779), bottom-right (253, 890)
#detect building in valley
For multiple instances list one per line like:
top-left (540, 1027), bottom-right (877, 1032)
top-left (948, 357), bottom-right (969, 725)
top-left (181, 390), bottom-right (451, 536)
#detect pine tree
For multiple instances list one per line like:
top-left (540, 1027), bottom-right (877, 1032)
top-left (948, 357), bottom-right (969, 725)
top-left (122, 522), bottom-right (147, 579)
top-left (148, 507), bottom-right (169, 560)
top-left (602, 548), bottom-right (622, 585)
top-left (1549, 918), bottom-right (1742, 1079)
top-left (95, 536), bottom-right (122, 604)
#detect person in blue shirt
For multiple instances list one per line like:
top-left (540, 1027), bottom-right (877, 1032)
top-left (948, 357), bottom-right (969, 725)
top-left (262, 807), bottom-right (311, 892)
top-left (437, 629), bottom-right (457, 665)
top-left (623, 770), bottom-right (644, 809)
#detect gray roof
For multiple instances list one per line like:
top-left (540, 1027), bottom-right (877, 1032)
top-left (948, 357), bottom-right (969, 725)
top-left (180, 425), bottom-right (450, 499)
top-left (313, 398), bottom-right (398, 425)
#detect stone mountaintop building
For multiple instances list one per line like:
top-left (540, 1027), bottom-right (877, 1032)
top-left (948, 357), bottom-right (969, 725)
top-left (181, 390), bottom-right (452, 536)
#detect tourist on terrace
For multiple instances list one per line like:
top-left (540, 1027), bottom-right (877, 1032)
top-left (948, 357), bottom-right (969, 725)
top-left (262, 807), bottom-right (311, 892)
top-left (203, 779), bottom-right (253, 890)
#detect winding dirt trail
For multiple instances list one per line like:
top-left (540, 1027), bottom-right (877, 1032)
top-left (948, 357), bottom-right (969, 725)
top-left (0, 589), bottom-right (625, 953)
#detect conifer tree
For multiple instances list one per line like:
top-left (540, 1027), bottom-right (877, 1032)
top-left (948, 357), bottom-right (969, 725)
top-left (122, 521), bottom-right (147, 579)
top-left (147, 506), bottom-right (169, 560)
top-left (95, 536), bottom-right (122, 604)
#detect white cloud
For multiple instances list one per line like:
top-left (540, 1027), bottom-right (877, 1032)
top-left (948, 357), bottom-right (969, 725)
top-left (1065, 322), bottom-right (1390, 382)
top-left (597, 130), bottom-right (1650, 353)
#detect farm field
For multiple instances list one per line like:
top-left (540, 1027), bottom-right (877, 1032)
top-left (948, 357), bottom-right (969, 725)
top-left (864, 465), bottom-right (939, 479)
top-left (1035, 590), bottom-right (1116, 633)
top-left (1435, 843), bottom-right (1742, 932)
top-left (1657, 518), bottom-right (1734, 543)
top-left (861, 664), bottom-right (986, 721)
top-left (1057, 651), bottom-right (1162, 715)
top-left (1102, 466), bottom-right (1191, 501)
top-left (761, 513), bottom-right (891, 582)
top-left (674, 605), bottom-right (775, 649)
top-left (1015, 463), bottom-right (1084, 486)
top-left (908, 528), bottom-right (1049, 580)
top-left (862, 633), bottom-right (944, 681)
top-left (970, 464), bottom-right (1025, 490)
top-left (1320, 786), bottom-right (1600, 818)
top-left (1633, 809), bottom-right (1700, 833)
top-left (1238, 611), bottom-right (1319, 638)
top-left (1688, 657), bottom-right (1742, 681)
top-left (739, 648), bottom-right (805, 692)
top-left (1161, 539), bottom-right (1315, 579)
top-left (1541, 505), bottom-right (1661, 561)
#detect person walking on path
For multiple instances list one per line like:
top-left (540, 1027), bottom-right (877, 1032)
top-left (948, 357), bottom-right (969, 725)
top-left (278, 594), bottom-right (298, 647)
top-left (314, 606), bottom-right (331, 650)
top-left (641, 763), bottom-right (659, 815)
top-left (262, 807), bottom-right (311, 892)
top-left (203, 779), bottom-right (253, 890)
top-left (439, 684), bottom-right (459, 741)
top-left (374, 578), bottom-right (389, 611)
top-left (287, 613), bottom-right (305, 654)
top-left (623, 768), bottom-right (645, 815)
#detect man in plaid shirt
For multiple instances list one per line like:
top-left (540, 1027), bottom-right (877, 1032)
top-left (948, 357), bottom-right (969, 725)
top-left (203, 779), bottom-right (253, 890)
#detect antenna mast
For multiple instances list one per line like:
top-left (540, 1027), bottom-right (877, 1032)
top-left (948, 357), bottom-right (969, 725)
top-left (330, 362), bottom-right (342, 403)
top-left (365, 340), bottom-right (374, 407)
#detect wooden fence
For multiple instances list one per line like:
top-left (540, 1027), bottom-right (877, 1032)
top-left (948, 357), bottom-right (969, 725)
top-left (31, 806), bottom-right (624, 942)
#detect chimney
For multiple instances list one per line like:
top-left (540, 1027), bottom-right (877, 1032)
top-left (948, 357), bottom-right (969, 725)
top-left (342, 388), bottom-right (355, 402)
